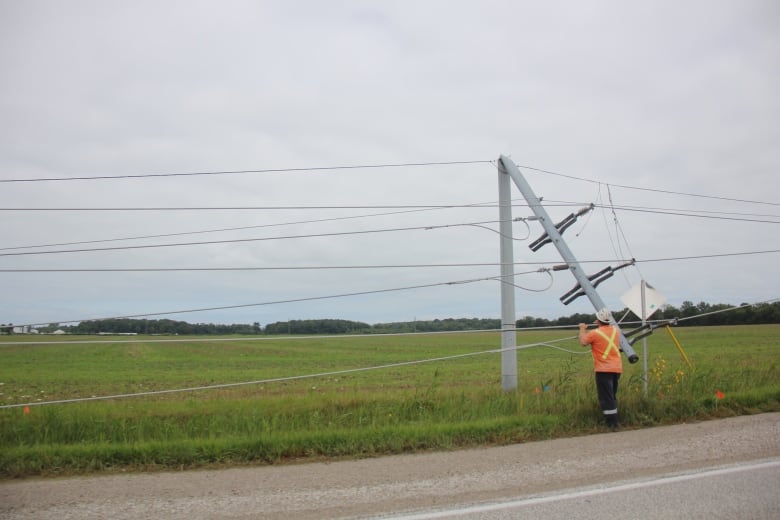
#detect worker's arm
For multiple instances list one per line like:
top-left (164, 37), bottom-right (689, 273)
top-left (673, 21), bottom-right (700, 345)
top-left (578, 323), bottom-right (590, 346)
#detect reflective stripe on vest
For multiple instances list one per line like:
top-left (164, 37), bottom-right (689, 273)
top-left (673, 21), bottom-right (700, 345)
top-left (593, 328), bottom-right (619, 360)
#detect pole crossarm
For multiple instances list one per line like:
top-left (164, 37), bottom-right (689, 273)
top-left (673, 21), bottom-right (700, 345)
top-left (498, 155), bottom-right (639, 364)
top-left (529, 203), bottom-right (594, 252)
top-left (623, 318), bottom-right (679, 346)
top-left (560, 259), bottom-right (635, 305)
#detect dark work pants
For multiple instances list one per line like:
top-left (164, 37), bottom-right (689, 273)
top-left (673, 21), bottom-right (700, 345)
top-left (595, 372), bottom-right (620, 428)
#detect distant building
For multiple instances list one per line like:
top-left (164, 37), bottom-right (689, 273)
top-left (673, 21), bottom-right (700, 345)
top-left (11, 325), bottom-right (38, 334)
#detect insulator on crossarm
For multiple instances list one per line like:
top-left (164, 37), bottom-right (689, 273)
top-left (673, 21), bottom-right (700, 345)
top-left (528, 205), bottom-right (594, 252)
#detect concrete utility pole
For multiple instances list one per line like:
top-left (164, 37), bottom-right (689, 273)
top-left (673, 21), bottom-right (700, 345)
top-left (498, 155), bottom-right (640, 364)
top-left (497, 161), bottom-right (518, 391)
top-left (641, 279), bottom-right (649, 396)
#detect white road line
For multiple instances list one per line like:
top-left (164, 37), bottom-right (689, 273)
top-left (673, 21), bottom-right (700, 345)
top-left (381, 458), bottom-right (780, 520)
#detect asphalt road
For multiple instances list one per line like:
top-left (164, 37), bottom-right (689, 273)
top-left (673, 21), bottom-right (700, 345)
top-left (1, 412), bottom-right (778, 519)
top-left (376, 459), bottom-right (780, 519)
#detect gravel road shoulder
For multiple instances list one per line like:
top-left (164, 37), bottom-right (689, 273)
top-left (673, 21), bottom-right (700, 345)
top-left (2, 412), bottom-right (778, 519)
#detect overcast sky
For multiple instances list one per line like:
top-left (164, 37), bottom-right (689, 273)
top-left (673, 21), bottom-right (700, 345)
top-left (1, 0), bottom-right (778, 328)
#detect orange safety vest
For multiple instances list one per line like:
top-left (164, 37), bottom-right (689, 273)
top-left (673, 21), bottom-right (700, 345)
top-left (586, 326), bottom-right (623, 373)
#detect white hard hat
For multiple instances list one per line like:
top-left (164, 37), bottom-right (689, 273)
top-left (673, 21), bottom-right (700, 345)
top-left (595, 308), bottom-right (611, 323)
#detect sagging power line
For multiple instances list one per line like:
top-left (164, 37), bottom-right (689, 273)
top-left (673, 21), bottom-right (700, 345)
top-left (3, 298), bottom-right (774, 411)
top-left (0, 201), bottom-right (508, 251)
top-left (0, 218), bottom-right (513, 257)
top-left (0, 333), bottom-right (585, 410)
top-left (3, 156), bottom-right (776, 351)
top-left (11, 272), bottom-right (539, 328)
top-left (5, 200), bottom-right (774, 254)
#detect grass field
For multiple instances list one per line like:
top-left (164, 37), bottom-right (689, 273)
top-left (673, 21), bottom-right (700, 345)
top-left (1, 324), bottom-right (778, 478)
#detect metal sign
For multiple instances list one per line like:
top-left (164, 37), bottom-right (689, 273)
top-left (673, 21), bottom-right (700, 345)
top-left (621, 281), bottom-right (666, 320)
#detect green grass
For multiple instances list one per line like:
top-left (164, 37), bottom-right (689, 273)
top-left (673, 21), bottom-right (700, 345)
top-left (1, 325), bottom-right (778, 478)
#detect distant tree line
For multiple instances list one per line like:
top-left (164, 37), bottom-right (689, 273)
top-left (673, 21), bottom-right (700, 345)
top-left (521, 300), bottom-right (780, 328)
top-left (46, 318), bottom-right (260, 335)
top-left (264, 319), bottom-right (371, 335)
top-left (367, 318), bottom-right (502, 334)
top-left (25, 300), bottom-right (780, 335)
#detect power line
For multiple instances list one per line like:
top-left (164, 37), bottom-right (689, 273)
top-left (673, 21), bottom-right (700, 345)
top-left (4, 158), bottom-right (774, 208)
top-left (674, 298), bottom-right (780, 323)
top-left (0, 204), bottom-right (510, 211)
top-left (636, 249), bottom-right (780, 263)
top-left (3, 159), bottom-right (777, 334)
top-left (600, 203), bottom-right (780, 220)
top-left (1, 200), bottom-right (774, 216)
top-left (0, 346), bottom-right (504, 409)
top-left (0, 218), bottom-right (510, 257)
top-left (599, 204), bottom-right (780, 224)
top-left (3, 198), bottom-right (774, 253)
top-left (605, 181), bottom-right (780, 207)
top-left (0, 332), bottom-right (588, 410)
top-left (0, 160), bottom-right (494, 183)
top-left (0, 203), bottom-right (501, 252)
top-left (600, 184), bottom-right (636, 278)
top-left (4, 201), bottom-right (777, 215)
top-left (2, 249), bottom-right (778, 272)
top-left (2, 206), bottom-right (776, 258)
top-left (10, 267), bottom-right (557, 329)
top-left (0, 197), bottom-right (541, 252)
top-left (516, 164), bottom-right (779, 207)
top-left (1, 201), bottom-right (776, 256)
top-left (3, 297), bottom-right (776, 410)
top-left (7, 247), bottom-right (778, 329)
top-left (0, 262), bottom-right (529, 272)
top-left (13, 274), bottom-right (510, 328)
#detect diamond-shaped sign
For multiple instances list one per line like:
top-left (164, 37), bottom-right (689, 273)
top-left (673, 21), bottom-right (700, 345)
top-left (620, 281), bottom-right (666, 320)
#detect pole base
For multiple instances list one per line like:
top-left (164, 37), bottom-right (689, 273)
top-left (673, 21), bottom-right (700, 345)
top-left (628, 354), bottom-right (639, 364)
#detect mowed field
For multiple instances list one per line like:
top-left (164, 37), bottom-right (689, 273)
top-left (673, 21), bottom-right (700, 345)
top-left (1, 324), bottom-right (778, 478)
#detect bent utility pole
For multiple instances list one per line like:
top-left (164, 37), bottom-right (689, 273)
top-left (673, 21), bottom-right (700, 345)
top-left (498, 155), bottom-right (640, 364)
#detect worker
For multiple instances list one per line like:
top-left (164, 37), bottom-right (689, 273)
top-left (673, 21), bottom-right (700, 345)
top-left (579, 308), bottom-right (622, 431)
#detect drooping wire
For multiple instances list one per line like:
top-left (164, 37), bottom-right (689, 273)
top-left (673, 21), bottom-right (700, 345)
top-left (0, 218), bottom-right (508, 257)
top-left (462, 219), bottom-right (533, 242)
top-left (0, 200), bottom-right (774, 252)
top-left (0, 207), bottom-right (474, 251)
top-left (573, 197), bottom-right (597, 239)
top-left (596, 184), bottom-right (625, 279)
top-left (0, 332), bottom-right (586, 410)
top-left (606, 184), bottom-right (643, 282)
top-left (9, 274), bottom-right (501, 328)
top-left (494, 269), bottom-right (555, 293)
top-left (10, 266), bottom-right (563, 329)
top-left (0, 201), bottom-right (503, 252)
top-left (3, 296), bottom-right (777, 410)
